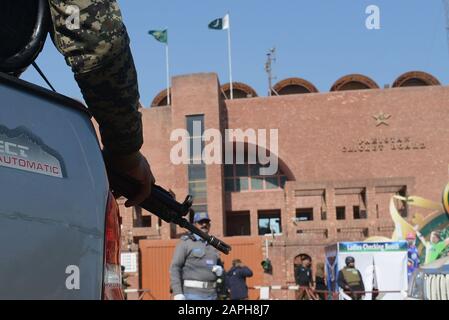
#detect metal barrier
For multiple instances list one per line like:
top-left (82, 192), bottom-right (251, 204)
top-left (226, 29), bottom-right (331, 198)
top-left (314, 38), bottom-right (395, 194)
top-left (124, 287), bottom-right (407, 300)
top-left (248, 285), bottom-right (406, 300)
top-left (124, 289), bottom-right (153, 300)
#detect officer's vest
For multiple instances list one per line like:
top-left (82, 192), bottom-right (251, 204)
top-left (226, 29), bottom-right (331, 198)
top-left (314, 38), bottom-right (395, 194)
top-left (341, 268), bottom-right (362, 287)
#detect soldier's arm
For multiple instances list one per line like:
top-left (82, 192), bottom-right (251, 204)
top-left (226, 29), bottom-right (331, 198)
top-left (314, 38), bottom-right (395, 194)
top-left (337, 271), bottom-right (347, 289)
top-left (357, 271), bottom-right (365, 292)
top-left (170, 241), bottom-right (188, 295)
top-left (48, 0), bottom-right (142, 155)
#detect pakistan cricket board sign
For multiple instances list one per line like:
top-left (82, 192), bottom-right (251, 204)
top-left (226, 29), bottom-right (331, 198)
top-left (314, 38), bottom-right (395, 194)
top-left (0, 126), bottom-right (65, 178)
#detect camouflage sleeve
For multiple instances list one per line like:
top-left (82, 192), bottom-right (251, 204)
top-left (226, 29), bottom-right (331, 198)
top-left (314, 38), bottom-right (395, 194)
top-left (48, 0), bottom-right (143, 155)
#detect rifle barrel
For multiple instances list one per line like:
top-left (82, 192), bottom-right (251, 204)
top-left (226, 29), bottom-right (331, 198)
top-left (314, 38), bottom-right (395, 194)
top-left (105, 166), bottom-right (232, 255)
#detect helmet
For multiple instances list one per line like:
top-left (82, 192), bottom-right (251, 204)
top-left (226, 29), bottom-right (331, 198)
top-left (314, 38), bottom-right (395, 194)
top-left (345, 256), bottom-right (355, 266)
top-left (406, 232), bottom-right (416, 240)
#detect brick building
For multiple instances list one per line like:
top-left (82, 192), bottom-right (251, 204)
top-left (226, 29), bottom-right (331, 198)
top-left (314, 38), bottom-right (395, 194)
top-left (119, 71), bottom-right (449, 299)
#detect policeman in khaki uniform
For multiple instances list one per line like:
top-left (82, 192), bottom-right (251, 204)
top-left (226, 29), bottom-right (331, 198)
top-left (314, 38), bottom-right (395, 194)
top-left (170, 212), bottom-right (223, 300)
top-left (337, 256), bottom-right (365, 300)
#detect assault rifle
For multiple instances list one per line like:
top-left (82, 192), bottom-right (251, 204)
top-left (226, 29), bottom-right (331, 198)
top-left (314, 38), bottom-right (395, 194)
top-left (105, 164), bottom-right (231, 255)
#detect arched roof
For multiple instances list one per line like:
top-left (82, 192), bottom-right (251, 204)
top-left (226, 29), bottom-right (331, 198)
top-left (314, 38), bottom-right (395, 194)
top-left (392, 71), bottom-right (441, 88)
top-left (221, 82), bottom-right (258, 99)
top-left (272, 78), bottom-right (319, 95)
top-left (330, 74), bottom-right (379, 91)
top-left (150, 88), bottom-right (171, 107)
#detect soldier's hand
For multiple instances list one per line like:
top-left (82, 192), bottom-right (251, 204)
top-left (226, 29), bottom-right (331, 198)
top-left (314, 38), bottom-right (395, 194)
top-left (106, 151), bottom-right (155, 207)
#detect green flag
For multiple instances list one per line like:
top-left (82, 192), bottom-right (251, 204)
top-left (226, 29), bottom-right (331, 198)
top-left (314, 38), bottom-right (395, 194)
top-left (148, 29), bottom-right (168, 44)
top-left (208, 14), bottom-right (229, 30)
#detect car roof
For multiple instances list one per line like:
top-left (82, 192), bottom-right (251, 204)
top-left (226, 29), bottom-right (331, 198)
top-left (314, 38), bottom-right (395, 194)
top-left (0, 72), bottom-right (91, 118)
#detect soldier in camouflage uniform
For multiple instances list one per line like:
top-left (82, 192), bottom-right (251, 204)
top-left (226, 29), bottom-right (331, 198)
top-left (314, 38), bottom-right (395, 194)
top-left (48, 0), bottom-right (154, 206)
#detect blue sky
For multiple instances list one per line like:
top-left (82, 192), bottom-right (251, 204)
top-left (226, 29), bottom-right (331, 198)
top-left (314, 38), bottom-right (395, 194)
top-left (22, 0), bottom-right (449, 107)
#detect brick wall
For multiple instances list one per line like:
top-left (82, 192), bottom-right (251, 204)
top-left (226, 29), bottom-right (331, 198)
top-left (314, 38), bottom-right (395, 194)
top-left (119, 73), bottom-right (449, 299)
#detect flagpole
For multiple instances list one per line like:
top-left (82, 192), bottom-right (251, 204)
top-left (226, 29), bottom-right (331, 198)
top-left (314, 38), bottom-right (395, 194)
top-left (227, 13), bottom-right (233, 100)
top-left (165, 42), bottom-right (171, 106)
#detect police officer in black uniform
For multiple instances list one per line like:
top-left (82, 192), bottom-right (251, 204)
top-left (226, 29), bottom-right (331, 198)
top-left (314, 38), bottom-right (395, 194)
top-left (295, 254), bottom-right (314, 300)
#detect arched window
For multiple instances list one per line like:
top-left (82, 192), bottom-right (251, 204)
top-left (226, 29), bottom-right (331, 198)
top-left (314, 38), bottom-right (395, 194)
top-left (224, 162), bottom-right (287, 192)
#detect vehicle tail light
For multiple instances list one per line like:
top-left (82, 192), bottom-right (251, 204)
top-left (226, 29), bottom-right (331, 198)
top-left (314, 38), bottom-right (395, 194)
top-left (102, 191), bottom-right (125, 300)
